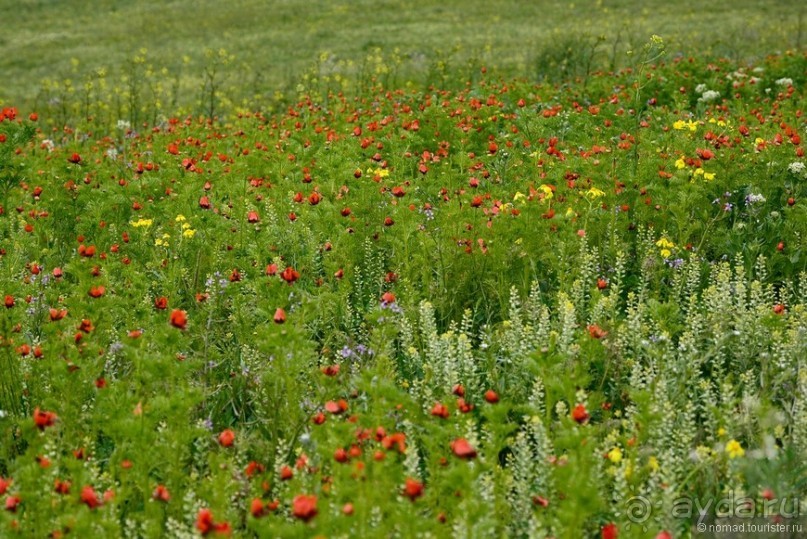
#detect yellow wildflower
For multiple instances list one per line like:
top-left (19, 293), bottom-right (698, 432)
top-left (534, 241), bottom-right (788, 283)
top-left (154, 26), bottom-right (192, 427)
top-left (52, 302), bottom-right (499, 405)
top-left (656, 237), bottom-right (675, 258)
top-left (656, 237), bottom-right (675, 249)
top-left (368, 167), bottom-right (389, 178)
top-left (183, 229), bottom-right (196, 238)
top-left (675, 157), bottom-right (686, 169)
top-left (175, 214), bottom-right (186, 222)
top-left (607, 447), bottom-right (623, 464)
top-left (673, 119), bottom-right (699, 131)
top-left (726, 439), bottom-right (745, 459)
top-left (538, 184), bottom-right (554, 200)
top-left (586, 187), bottom-right (606, 199)
top-left (130, 218), bottom-right (153, 228)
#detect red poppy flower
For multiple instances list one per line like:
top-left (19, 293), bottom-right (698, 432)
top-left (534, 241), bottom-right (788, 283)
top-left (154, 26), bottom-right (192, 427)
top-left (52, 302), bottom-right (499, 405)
top-left (88, 286), bottom-right (105, 298)
top-left (54, 479), bottom-right (70, 495)
top-left (80, 485), bottom-right (102, 509)
top-left (244, 461), bottom-right (265, 478)
top-left (4, 295), bottom-right (13, 308)
top-left (49, 308), bottom-right (67, 321)
top-left (601, 523), bottom-right (618, 539)
top-left (280, 465), bottom-right (293, 481)
top-left (588, 324), bottom-right (607, 339)
top-left (430, 402), bottom-right (450, 419)
top-left (218, 429), bottom-right (235, 447)
top-left (381, 291), bottom-right (395, 304)
top-left (169, 309), bottom-right (187, 330)
top-left (33, 408), bottom-right (57, 430)
top-left (5, 495), bottom-right (20, 512)
top-left (457, 398), bottom-right (473, 413)
top-left (77, 244), bottom-right (95, 257)
top-left (381, 432), bottom-right (406, 453)
top-left (484, 390), bottom-right (499, 404)
top-left (655, 531), bottom-right (672, 539)
top-left (696, 148), bottom-right (715, 160)
top-left (250, 498), bottom-right (268, 518)
top-left (0, 478), bottom-right (10, 495)
top-left (451, 438), bottom-right (477, 459)
top-left (78, 319), bottom-right (94, 333)
top-left (154, 296), bottom-right (168, 310)
top-left (199, 196), bottom-right (211, 209)
top-left (196, 508), bottom-right (231, 536)
top-left (308, 192), bottom-right (322, 205)
top-left (321, 364), bottom-right (340, 376)
top-left (292, 494), bottom-right (318, 522)
top-left (324, 399), bottom-right (348, 414)
top-left (68, 153), bottom-right (82, 164)
top-left (334, 448), bottom-right (349, 463)
top-left (280, 266), bottom-right (300, 284)
top-left (403, 478), bottom-right (424, 501)
top-left (572, 403), bottom-right (590, 424)
top-left (273, 308), bottom-right (286, 324)
top-left (152, 485), bottom-right (170, 502)
top-left (247, 211), bottom-right (259, 223)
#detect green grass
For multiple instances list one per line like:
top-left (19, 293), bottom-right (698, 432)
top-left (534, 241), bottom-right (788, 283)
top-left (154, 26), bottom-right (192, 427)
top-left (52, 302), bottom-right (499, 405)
top-left (2, 0), bottom-right (805, 111)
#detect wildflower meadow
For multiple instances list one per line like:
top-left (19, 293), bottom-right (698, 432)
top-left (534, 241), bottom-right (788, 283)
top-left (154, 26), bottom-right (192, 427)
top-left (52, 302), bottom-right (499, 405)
top-left (1, 2), bottom-right (807, 537)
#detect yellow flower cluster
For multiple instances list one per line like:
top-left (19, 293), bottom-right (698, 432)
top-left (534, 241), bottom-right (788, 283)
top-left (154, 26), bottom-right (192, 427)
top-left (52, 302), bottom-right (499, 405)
top-left (656, 237), bottom-right (675, 258)
top-left (368, 167), bottom-right (389, 178)
top-left (673, 119), bottom-right (699, 131)
top-left (694, 168), bottom-right (716, 181)
top-left (175, 214), bottom-right (196, 238)
top-left (585, 187), bottom-right (605, 199)
top-left (155, 234), bottom-right (170, 247)
top-left (538, 184), bottom-right (554, 200)
top-left (130, 218), bottom-right (153, 228)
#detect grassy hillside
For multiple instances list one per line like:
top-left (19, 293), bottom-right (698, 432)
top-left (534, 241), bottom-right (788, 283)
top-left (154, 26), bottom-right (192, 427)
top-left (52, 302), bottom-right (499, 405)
top-left (2, 0), bottom-right (805, 111)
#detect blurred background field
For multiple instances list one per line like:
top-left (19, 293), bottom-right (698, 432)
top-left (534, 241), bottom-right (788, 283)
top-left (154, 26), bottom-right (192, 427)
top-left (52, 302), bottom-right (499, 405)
top-left (1, 0), bottom-right (805, 116)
